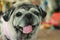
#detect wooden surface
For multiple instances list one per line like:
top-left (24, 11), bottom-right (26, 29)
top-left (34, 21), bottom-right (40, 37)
top-left (37, 29), bottom-right (60, 40)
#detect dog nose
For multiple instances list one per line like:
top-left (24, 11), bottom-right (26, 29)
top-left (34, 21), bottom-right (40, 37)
top-left (25, 13), bottom-right (33, 25)
top-left (25, 13), bottom-right (32, 18)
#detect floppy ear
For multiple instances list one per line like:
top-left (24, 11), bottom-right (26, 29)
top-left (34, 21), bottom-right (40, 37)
top-left (3, 7), bottom-right (15, 22)
top-left (36, 5), bottom-right (47, 19)
top-left (40, 8), bottom-right (47, 19)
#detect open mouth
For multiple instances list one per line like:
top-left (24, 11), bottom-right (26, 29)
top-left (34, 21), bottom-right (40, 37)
top-left (23, 25), bottom-right (33, 34)
top-left (14, 24), bottom-right (39, 34)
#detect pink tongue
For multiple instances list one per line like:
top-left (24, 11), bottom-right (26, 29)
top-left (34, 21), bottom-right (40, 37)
top-left (23, 25), bottom-right (32, 34)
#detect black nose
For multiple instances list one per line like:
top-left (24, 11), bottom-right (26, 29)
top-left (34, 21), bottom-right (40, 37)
top-left (25, 13), bottom-right (32, 18)
top-left (25, 13), bottom-right (33, 25)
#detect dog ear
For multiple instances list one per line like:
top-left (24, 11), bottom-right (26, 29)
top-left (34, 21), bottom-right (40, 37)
top-left (36, 5), bottom-right (47, 19)
top-left (3, 7), bottom-right (15, 22)
top-left (40, 8), bottom-right (47, 19)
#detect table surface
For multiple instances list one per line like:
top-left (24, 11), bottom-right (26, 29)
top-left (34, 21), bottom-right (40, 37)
top-left (37, 29), bottom-right (60, 40)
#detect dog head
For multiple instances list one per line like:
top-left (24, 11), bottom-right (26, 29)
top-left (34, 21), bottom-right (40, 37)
top-left (3, 3), bottom-right (46, 34)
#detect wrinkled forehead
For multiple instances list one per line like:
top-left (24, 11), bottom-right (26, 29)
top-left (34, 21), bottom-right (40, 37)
top-left (17, 3), bottom-right (37, 10)
top-left (13, 3), bottom-right (39, 14)
top-left (15, 8), bottom-right (39, 14)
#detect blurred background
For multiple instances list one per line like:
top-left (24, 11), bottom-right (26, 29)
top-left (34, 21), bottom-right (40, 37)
top-left (0, 0), bottom-right (60, 40)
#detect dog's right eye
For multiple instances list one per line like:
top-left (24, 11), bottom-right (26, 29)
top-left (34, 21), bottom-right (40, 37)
top-left (16, 12), bottom-right (22, 17)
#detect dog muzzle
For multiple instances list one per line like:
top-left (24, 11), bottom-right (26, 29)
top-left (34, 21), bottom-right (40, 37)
top-left (14, 23), bottom-right (39, 34)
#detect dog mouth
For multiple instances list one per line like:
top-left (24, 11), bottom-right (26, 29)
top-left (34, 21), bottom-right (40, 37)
top-left (14, 24), bottom-right (39, 34)
top-left (23, 25), bottom-right (33, 34)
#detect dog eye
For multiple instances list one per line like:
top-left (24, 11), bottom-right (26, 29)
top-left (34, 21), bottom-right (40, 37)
top-left (16, 12), bottom-right (22, 17)
top-left (33, 11), bottom-right (39, 16)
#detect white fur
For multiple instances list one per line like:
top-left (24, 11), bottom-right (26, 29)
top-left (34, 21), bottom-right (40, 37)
top-left (1, 17), bottom-right (17, 40)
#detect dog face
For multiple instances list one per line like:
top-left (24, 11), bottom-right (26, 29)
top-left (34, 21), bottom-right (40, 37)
top-left (3, 3), bottom-right (46, 39)
top-left (12, 4), bottom-right (41, 34)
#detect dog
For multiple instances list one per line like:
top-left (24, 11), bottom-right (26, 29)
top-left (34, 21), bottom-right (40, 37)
top-left (1, 2), bottom-right (46, 40)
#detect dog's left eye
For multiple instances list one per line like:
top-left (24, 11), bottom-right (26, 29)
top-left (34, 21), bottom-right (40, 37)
top-left (33, 11), bottom-right (39, 16)
top-left (16, 12), bottom-right (22, 17)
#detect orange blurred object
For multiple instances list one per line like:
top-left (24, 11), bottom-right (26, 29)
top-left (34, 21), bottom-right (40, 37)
top-left (41, 22), bottom-right (51, 29)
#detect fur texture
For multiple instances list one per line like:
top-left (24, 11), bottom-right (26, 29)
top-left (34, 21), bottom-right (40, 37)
top-left (1, 2), bottom-right (46, 40)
